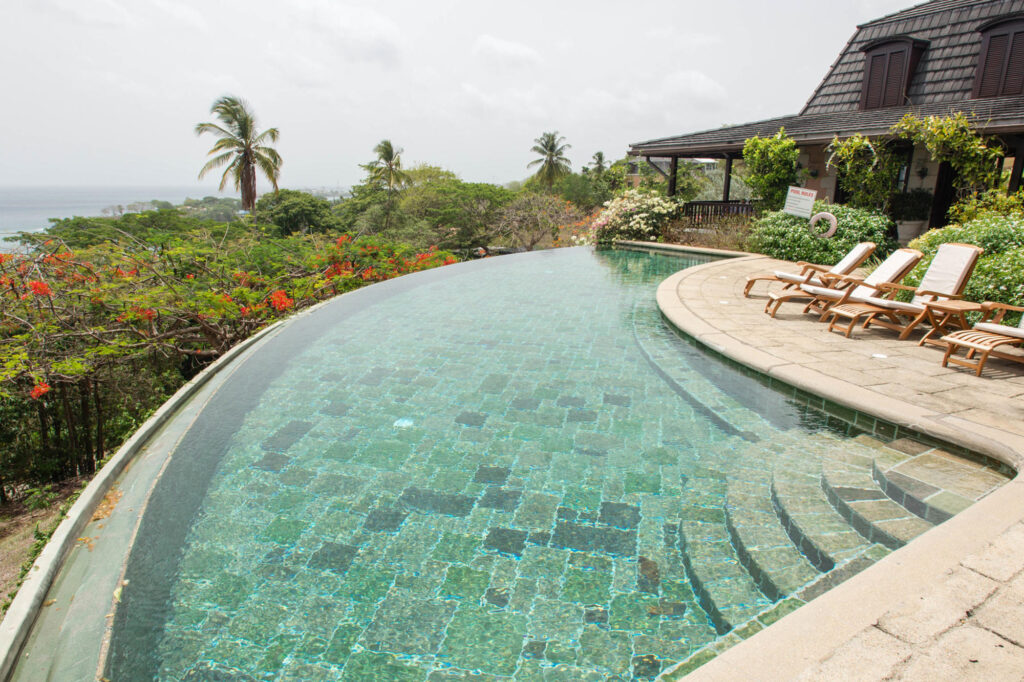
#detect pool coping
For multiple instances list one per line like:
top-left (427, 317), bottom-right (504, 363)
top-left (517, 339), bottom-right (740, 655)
top-left (653, 253), bottom-right (1024, 680)
top-left (0, 296), bottom-right (346, 680)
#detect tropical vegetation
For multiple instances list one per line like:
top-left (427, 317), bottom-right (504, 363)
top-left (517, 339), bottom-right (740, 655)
top-left (195, 96), bottom-right (282, 211)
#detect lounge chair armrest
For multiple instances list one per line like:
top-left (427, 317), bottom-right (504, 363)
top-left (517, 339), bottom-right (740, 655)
top-left (820, 273), bottom-right (864, 286)
top-left (916, 290), bottom-right (964, 300)
top-left (981, 301), bottom-right (1024, 323)
top-left (798, 263), bottom-right (831, 273)
top-left (875, 282), bottom-right (917, 293)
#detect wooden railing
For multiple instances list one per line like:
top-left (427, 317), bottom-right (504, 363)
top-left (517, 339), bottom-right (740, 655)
top-left (682, 200), bottom-right (757, 222)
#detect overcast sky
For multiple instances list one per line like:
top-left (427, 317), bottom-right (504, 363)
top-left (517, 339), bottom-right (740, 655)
top-left (1, 0), bottom-right (916, 191)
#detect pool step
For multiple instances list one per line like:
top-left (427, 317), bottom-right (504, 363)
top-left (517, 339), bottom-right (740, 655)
top-left (821, 460), bottom-right (935, 550)
top-left (725, 464), bottom-right (821, 601)
top-left (677, 469), bottom-right (773, 634)
top-left (769, 451), bottom-right (873, 572)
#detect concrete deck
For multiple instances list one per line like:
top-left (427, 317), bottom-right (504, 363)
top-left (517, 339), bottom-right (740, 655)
top-left (655, 251), bottom-right (1024, 680)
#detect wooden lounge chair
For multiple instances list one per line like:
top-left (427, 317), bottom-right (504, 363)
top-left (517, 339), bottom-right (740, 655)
top-left (941, 302), bottom-right (1024, 376)
top-left (821, 243), bottom-right (983, 339)
top-left (764, 248), bottom-right (922, 318)
top-left (743, 242), bottom-right (876, 297)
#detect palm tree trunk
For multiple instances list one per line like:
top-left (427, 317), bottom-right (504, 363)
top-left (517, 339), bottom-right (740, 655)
top-left (241, 160), bottom-right (257, 212)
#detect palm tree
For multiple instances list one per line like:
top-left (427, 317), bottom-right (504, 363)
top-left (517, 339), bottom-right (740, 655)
top-left (528, 131), bottom-right (572, 189)
top-left (195, 96), bottom-right (281, 212)
top-left (589, 151), bottom-right (607, 175)
top-left (362, 139), bottom-right (409, 231)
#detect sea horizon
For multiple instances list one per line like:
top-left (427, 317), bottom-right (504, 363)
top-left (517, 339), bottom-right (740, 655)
top-left (0, 184), bottom-right (348, 239)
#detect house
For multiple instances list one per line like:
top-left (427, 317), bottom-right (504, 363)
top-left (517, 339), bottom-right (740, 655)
top-left (628, 0), bottom-right (1024, 231)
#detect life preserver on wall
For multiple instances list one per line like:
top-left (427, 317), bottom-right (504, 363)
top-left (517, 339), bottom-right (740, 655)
top-left (809, 212), bottom-right (838, 239)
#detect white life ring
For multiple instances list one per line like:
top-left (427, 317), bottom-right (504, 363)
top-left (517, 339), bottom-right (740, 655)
top-left (809, 212), bottom-right (838, 239)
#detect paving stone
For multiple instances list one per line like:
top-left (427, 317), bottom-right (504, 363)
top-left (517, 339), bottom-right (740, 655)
top-left (893, 625), bottom-right (1024, 681)
top-left (484, 527), bottom-right (529, 557)
top-left (973, 571), bottom-right (1024, 645)
top-left (797, 626), bottom-right (910, 681)
top-left (598, 501), bottom-right (641, 529)
top-left (477, 486), bottom-right (521, 511)
top-left (262, 420), bottom-right (314, 452)
top-left (363, 507), bottom-right (408, 533)
top-left (961, 523), bottom-right (1024, 582)
top-left (439, 606), bottom-right (527, 675)
top-left (361, 593), bottom-right (456, 656)
top-left (399, 486), bottom-right (476, 517)
top-left (551, 521), bottom-right (637, 556)
top-left (877, 566), bottom-right (998, 644)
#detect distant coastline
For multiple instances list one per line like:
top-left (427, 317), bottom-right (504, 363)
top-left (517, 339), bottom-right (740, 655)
top-left (0, 186), bottom-right (232, 236)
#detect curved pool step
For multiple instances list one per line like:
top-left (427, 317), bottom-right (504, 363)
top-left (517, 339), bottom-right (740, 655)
top-left (769, 453), bottom-right (873, 572)
top-left (821, 460), bottom-right (935, 550)
top-left (676, 469), bottom-right (773, 634)
top-left (724, 463), bottom-right (821, 601)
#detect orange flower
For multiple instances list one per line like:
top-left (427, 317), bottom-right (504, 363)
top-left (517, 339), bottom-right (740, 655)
top-left (30, 383), bottom-right (51, 400)
top-left (268, 289), bottom-right (293, 311)
top-left (28, 280), bottom-right (52, 296)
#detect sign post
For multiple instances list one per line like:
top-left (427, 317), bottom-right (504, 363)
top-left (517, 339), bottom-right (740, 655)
top-left (782, 186), bottom-right (817, 219)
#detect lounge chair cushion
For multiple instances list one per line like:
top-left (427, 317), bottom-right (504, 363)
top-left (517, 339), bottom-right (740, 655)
top-left (974, 322), bottom-right (1024, 340)
top-left (912, 243), bottom-right (981, 305)
top-left (800, 283), bottom-right (875, 304)
top-left (774, 271), bottom-right (826, 286)
top-left (859, 296), bottom-right (923, 313)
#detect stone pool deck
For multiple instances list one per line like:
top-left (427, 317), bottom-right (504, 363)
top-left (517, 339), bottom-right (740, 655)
top-left (651, 247), bottom-right (1024, 680)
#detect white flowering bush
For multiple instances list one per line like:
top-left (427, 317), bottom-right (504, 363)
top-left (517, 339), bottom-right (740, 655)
top-left (908, 212), bottom-right (1024, 321)
top-left (593, 190), bottom-right (680, 244)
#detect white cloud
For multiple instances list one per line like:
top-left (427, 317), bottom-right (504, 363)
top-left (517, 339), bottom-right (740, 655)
top-left (43, 0), bottom-right (136, 29)
top-left (149, 0), bottom-right (208, 33)
top-left (460, 82), bottom-right (548, 121)
top-left (292, 0), bottom-right (404, 68)
top-left (472, 34), bottom-right (542, 68)
top-left (662, 70), bottom-right (728, 104)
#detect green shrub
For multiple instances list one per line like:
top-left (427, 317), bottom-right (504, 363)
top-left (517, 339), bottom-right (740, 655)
top-left (742, 128), bottom-right (801, 211)
top-left (746, 201), bottom-right (899, 264)
top-left (907, 212), bottom-right (1024, 319)
top-left (947, 189), bottom-right (1024, 225)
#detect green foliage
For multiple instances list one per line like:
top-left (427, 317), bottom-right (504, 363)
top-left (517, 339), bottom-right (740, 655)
top-left (890, 189), bottom-right (934, 221)
top-left (195, 95), bottom-right (281, 211)
top-left (553, 173), bottom-right (613, 210)
top-left (947, 188), bottom-right (1024, 224)
top-left (0, 214), bottom-right (457, 500)
top-left (826, 134), bottom-right (902, 212)
top-left (742, 128), bottom-right (801, 211)
top-left (593, 190), bottom-right (680, 244)
top-left (746, 201), bottom-right (898, 263)
top-left (24, 485), bottom-right (57, 510)
top-left (399, 173), bottom-right (514, 251)
top-left (908, 212), bottom-right (1024, 319)
top-left (528, 131), bottom-right (572, 189)
top-left (494, 193), bottom-right (588, 250)
top-left (891, 112), bottom-right (1003, 196)
top-left (254, 190), bottom-right (336, 235)
top-left (181, 195), bottom-right (243, 222)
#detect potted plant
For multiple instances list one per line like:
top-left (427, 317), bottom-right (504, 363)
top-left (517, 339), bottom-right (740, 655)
top-left (890, 189), bottom-right (933, 243)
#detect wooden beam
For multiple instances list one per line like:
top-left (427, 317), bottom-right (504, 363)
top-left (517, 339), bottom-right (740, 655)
top-left (644, 156), bottom-right (669, 178)
top-left (667, 157), bottom-right (678, 196)
top-left (1010, 145), bottom-right (1024, 194)
top-left (723, 158), bottom-right (733, 201)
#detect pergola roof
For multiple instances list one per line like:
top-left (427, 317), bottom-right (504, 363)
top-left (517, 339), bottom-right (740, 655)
top-left (630, 0), bottom-right (1024, 158)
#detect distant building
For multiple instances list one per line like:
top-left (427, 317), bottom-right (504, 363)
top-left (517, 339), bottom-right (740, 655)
top-left (629, 0), bottom-right (1024, 231)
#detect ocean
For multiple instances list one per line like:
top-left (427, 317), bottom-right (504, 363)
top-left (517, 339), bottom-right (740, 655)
top-left (0, 185), bottom-right (231, 237)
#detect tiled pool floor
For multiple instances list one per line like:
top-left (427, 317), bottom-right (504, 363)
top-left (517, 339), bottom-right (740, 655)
top-left (90, 248), bottom-right (1010, 681)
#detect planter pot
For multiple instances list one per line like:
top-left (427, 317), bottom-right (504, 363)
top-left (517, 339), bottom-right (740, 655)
top-left (897, 220), bottom-right (928, 244)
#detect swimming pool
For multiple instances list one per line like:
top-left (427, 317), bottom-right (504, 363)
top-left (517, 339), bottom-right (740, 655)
top-left (82, 247), bottom-right (997, 680)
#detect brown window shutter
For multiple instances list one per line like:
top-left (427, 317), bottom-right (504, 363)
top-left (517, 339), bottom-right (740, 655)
top-left (979, 33), bottom-right (1009, 97)
top-left (883, 50), bottom-right (907, 106)
top-left (1002, 30), bottom-right (1024, 95)
top-left (865, 53), bottom-right (887, 109)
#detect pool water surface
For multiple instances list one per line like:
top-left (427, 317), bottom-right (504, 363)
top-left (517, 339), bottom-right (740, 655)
top-left (104, 247), bottom-right (956, 680)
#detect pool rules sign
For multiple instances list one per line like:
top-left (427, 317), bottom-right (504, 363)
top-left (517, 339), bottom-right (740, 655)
top-left (783, 186), bottom-right (817, 219)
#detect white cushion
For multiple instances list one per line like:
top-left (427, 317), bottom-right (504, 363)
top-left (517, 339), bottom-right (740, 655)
top-left (912, 243), bottom-right (979, 305)
top-left (800, 283), bottom-right (875, 304)
top-left (860, 296), bottom-right (923, 314)
top-left (775, 271), bottom-right (825, 286)
top-left (831, 242), bottom-right (875, 274)
top-left (974, 322), bottom-right (1024, 340)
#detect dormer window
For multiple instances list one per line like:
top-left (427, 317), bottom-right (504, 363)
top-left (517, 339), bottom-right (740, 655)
top-left (973, 18), bottom-right (1024, 98)
top-left (859, 37), bottom-right (927, 110)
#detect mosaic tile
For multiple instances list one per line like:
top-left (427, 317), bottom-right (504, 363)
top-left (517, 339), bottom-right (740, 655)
top-left (484, 527), bottom-right (529, 558)
top-left (578, 625), bottom-right (632, 673)
top-left (361, 592), bottom-right (456, 656)
top-left (551, 522), bottom-right (637, 556)
top-left (341, 651), bottom-right (425, 681)
top-left (399, 487), bottom-right (476, 517)
top-left (431, 532), bottom-right (481, 563)
top-left (439, 606), bottom-right (527, 675)
top-left (307, 542), bottom-right (358, 573)
top-left (442, 565), bottom-right (491, 600)
top-left (478, 486), bottom-right (522, 512)
top-left (599, 502), bottom-right (641, 529)
top-left (363, 506), bottom-right (408, 533)
top-left (473, 466), bottom-right (510, 484)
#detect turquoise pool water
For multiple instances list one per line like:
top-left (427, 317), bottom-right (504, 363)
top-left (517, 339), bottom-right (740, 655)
top-left (106, 247), bottom-right (889, 680)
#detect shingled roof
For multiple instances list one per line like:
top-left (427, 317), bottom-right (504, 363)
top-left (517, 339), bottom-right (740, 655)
top-left (631, 0), bottom-right (1024, 157)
